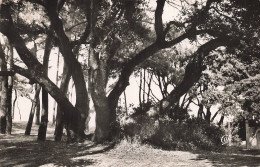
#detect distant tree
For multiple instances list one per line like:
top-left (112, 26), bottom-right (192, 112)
top-left (25, 83), bottom-right (41, 135)
top-left (52, 51), bottom-right (60, 125)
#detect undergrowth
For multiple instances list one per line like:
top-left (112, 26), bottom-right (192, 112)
top-left (120, 116), bottom-right (226, 152)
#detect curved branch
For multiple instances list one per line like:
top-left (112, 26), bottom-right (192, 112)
top-left (161, 37), bottom-right (240, 111)
top-left (13, 65), bottom-right (79, 132)
top-left (0, 4), bottom-right (43, 69)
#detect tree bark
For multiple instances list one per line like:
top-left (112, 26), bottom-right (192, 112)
top-left (38, 34), bottom-right (52, 141)
top-left (88, 48), bottom-right (112, 142)
top-left (139, 69), bottom-right (143, 108)
top-left (12, 89), bottom-right (17, 119)
top-left (123, 91), bottom-right (128, 114)
top-left (25, 84), bottom-right (41, 135)
top-left (0, 5), bottom-right (84, 139)
top-left (0, 43), bottom-right (8, 134)
top-left (55, 62), bottom-right (71, 142)
top-left (6, 44), bottom-right (14, 135)
top-left (197, 104), bottom-right (204, 119)
top-left (218, 114), bottom-right (224, 126)
top-left (205, 107), bottom-right (211, 124)
top-left (147, 72), bottom-right (153, 102)
top-left (35, 93), bottom-right (40, 125)
top-left (45, 2), bottom-right (89, 140)
top-left (38, 88), bottom-right (48, 140)
top-left (143, 69), bottom-right (146, 104)
top-left (210, 108), bottom-right (221, 123)
top-left (32, 40), bottom-right (41, 126)
top-left (52, 51), bottom-right (60, 125)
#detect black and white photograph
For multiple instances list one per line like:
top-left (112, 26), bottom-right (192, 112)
top-left (0, 0), bottom-right (259, 166)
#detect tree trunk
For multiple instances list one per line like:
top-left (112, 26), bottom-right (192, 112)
top-left (38, 89), bottom-right (48, 141)
top-left (89, 54), bottom-right (113, 142)
top-left (147, 72), bottom-right (153, 102)
top-left (197, 104), bottom-right (204, 119)
top-left (12, 89), bottom-right (17, 119)
top-left (139, 69), bottom-right (143, 108)
top-left (6, 44), bottom-right (14, 135)
top-left (87, 0), bottom-right (114, 142)
top-left (35, 93), bottom-right (41, 125)
top-left (218, 114), bottom-right (224, 126)
top-left (1, 5), bottom-right (87, 141)
top-left (46, 4), bottom-right (89, 141)
top-left (32, 40), bottom-right (41, 126)
top-left (25, 84), bottom-right (41, 135)
top-left (38, 34), bottom-right (52, 141)
top-left (143, 69), bottom-right (146, 104)
top-left (92, 95), bottom-right (111, 142)
top-left (123, 91), bottom-right (128, 114)
top-left (52, 51), bottom-right (60, 125)
top-left (88, 40), bottom-right (113, 142)
top-left (55, 62), bottom-right (71, 142)
top-left (205, 107), bottom-right (211, 124)
top-left (0, 43), bottom-right (8, 134)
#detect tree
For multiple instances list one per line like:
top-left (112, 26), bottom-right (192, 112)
top-left (1, 0), bottom-right (260, 143)
top-left (5, 43), bottom-right (14, 134)
top-left (0, 1), bottom-right (89, 141)
top-left (37, 33), bottom-right (52, 141)
top-left (0, 39), bottom-right (14, 134)
top-left (0, 42), bottom-right (8, 134)
top-left (52, 51), bottom-right (60, 125)
top-left (25, 83), bottom-right (41, 135)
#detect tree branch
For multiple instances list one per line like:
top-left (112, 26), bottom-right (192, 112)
top-left (13, 65), bottom-right (37, 84)
top-left (161, 36), bottom-right (239, 110)
top-left (107, 1), bottom-right (227, 110)
top-left (0, 4), bottom-right (43, 69)
top-left (24, 0), bottom-right (45, 6)
top-left (155, 0), bottom-right (166, 42)
top-left (57, 0), bottom-right (66, 12)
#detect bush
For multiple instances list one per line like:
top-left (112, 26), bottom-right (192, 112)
top-left (185, 118), bottom-right (225, 151)
top-left (121, 115), bottom-right (225, 151)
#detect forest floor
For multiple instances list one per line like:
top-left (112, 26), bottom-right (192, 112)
top-left (0, 122), bottom-right (260, 167)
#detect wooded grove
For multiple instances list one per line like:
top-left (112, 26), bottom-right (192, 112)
top-left (0, 0), bottom-right (259, 145)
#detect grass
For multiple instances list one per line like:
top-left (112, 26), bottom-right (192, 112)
top-left (0, 122), bottom-right (259, 167)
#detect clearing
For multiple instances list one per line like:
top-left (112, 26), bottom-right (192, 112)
top-left (0, 122), bottom-right (259, 167)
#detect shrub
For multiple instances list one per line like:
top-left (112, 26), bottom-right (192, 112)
top-left (121, 115), bottom-right (225, 151)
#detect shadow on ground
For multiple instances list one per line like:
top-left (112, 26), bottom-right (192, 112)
top-left (0, 122), bottom-right (112, 167)
top-left (0, 138), bottom-right (106, 167)
top-left (193, 148), bottom-right (260, 166)
top-left (1, 122), bottom-right (260, 167)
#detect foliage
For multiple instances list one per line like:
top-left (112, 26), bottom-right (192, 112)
top-left (166, 105), bottom-right (190, 123)
top-left (233, 114), bottom-right (260, 141)
top-left (149, 117), bottom-right (225, 151)
top-left (120, 109), bottom-right (225, 151)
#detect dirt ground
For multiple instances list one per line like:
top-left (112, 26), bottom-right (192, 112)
top-left (0, 122), bottom-right (259, 167)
